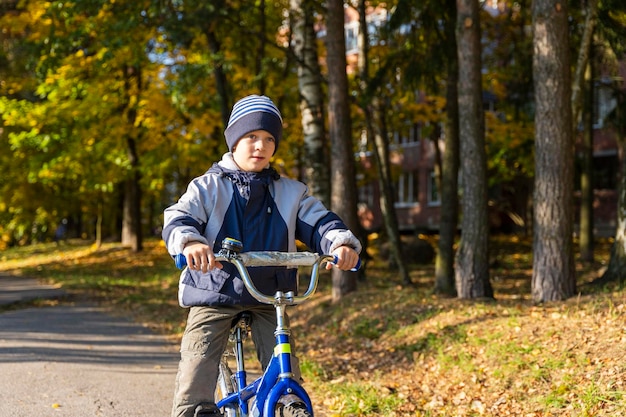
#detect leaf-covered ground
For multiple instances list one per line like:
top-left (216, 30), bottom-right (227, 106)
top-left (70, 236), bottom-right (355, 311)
top-left (292, 236), bottom-right (626, 416)
top-left (1, 236), bottom-right (624, 416)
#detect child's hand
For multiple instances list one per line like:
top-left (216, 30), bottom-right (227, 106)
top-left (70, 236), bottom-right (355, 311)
top-left (183, 242), bottom-right (223, 273)
top-left (327, 246), bottom-right (360, 271)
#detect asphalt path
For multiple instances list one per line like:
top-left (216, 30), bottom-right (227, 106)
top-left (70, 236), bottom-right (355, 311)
top-left (0, 275), bottom-right (179, 416)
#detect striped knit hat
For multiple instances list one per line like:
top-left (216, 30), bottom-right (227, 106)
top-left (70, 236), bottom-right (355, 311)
top-left (225, 95), bottom-right (283, 153)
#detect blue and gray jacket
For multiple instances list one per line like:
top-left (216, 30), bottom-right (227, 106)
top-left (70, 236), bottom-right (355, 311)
top-left (162, 153), bottom-right (362, 307)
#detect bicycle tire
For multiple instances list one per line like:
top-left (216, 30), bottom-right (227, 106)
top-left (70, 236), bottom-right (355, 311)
top-left (216, 359), bottom-right (240, 417)
top-left (275, 403), bottom-right (313, 417)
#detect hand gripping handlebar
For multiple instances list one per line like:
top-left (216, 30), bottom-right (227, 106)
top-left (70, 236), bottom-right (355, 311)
top-left (173, 238), bottom-right (347, 305)
top-left (174, 238), bottom-right (360, 305)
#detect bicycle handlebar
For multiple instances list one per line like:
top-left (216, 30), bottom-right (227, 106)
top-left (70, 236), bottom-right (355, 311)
top-left (174, 250), bottom-right (340, 305)
top-left (174, 251), bottom-right (327, 270)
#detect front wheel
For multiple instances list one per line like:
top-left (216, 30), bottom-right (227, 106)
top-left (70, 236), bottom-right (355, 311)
top-left (276, 403), bottom-right (313, 417)
top-left (216, 359), bottom-right (240, 417)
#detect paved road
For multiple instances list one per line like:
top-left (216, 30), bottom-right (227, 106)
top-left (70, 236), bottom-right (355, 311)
top-left (0, 275), bottom-right (179, 417)
top-left (0, 274), bottom-right (66, 306)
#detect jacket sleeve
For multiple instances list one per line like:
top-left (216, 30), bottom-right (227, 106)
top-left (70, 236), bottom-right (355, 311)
top-left (162, 179), bottom-right (212, 256)
top-left (295, 190), bottom-right (362, 256)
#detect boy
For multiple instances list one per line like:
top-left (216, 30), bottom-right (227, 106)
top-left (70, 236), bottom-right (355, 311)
top-left (162, 95), bottom-right (361, 417)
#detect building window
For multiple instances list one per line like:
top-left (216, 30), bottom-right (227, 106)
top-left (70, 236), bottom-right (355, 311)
top-left (593, 82), bottom-right (617, 129)
top-left (358, 178), bottom-right (375, 207)
top-left (345, 21), bottom-right (359, 55)
top-left (395, 170), bottom-right (419, 207)
top-left (594, 153), bottom-right (618, 190)
top-left (392, 122), bottom-right (422, 147)
top-left (575, 151), bottom-right (618, 191)
top-left (428, 170), bottom-right (441, 205)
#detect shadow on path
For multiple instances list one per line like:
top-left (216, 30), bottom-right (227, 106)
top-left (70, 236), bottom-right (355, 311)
top-left (0, 305), bottom-right (178, 366)
top-left (0, 277), bottom-right (179, 416)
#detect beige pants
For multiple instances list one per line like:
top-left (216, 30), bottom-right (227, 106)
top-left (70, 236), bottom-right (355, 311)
top-left (171, 305), bottom-right (300, 417)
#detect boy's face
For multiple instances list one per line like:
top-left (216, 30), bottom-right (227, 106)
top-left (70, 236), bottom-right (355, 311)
top-left (232, 130), bottom-right (276, 172)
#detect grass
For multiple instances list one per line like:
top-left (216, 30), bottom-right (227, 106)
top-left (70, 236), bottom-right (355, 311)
top-left (1, 236), bottom-right (625, 416)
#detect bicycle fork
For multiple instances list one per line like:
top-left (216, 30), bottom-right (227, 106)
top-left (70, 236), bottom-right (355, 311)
top-left (253, 299), bottom-right (314, 416)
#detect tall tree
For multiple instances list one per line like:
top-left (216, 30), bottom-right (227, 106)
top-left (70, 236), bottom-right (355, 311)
top-left (595, 1), bottom-right (626, 283)
top-left (434, 0), bottom-right (460, 296)
top-left (572, 0), bottom-right (599, 263)
top-left (325, 0), bottom-right (361, 301)
top-left (120, 63), bottom-right (144, 252)
top-left (531, 0), bottom-right (576, 302)
top-left (575, 0), bottom-right (626, 267)
top-left (0, 0), bottom-right (298, 247)
top-left (578, 55), bottom-right (595, 263)
top-left (382, 0), bottom-right (463, 293)
top-left (1, 0), bottom-right (157, 249)
top-left (571, 0), bottom-right (599, 132)
top-left (480, 1), bottom-right (536, 237)
top-left (290, 0), bottom-right (330, 206)
top-left (382, 0), bottom-right (463, 288)
top-left (455, 0), bottom-right (493, 299)
top-left (598, 89), bottom-right (626, 283)
top-left (356, 0), bottom-right (410, 285)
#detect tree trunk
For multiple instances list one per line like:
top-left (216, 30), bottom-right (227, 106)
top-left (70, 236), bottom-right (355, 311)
top-left (204, 28), bottom-right (230, 128)
top-left (256, 0), bottom-right (267, 94)
top-left (598, 81), bottom-right (626, 283)
top-left (579, 59), bottom-right (595, 263)
top-left (95, 201), bottom-right (103, 249)
top-left (290, 0), bottom-right (330, 206)
top-left (531, 0), bottom-right (575, 302)
top-left (599, 139), bottom-right (626, 283)
top-left (120, 65), bottom-right (143, 253)
top-left (356, 0), bottom-right (409, 285)
top-left (435, 0), bottom-right (460, 296)
top-left (121, 171), bottom-right (142, 252)
top-left (325, 0), bottom-right (360, 301)
top-left (121, 134), bottom-right (143, 252)
top-left (572, 0), bottom-right (598, 263)
top-left (370, 102), bottom-right (411, 284)
top-left (455, 0), bottom-right (493, 299)
top-left (571, 0), bottom-right (598, 132)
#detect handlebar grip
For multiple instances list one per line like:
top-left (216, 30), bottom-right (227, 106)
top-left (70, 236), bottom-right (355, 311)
top-left (174, 253), bottom-right (188, 270)
top-left (332, 255), bottom-right (361, 272)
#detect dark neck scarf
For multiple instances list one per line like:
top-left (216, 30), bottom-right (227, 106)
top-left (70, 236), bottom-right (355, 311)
top-left (207, 163), bottom-right (280, 200)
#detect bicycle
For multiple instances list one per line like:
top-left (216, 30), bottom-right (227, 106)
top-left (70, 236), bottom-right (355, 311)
top-left (175, 237), bottom-right (357, 417)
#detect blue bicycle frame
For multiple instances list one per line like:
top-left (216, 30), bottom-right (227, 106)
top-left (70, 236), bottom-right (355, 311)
top-left (217, 318), bottom-right (314, 416)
